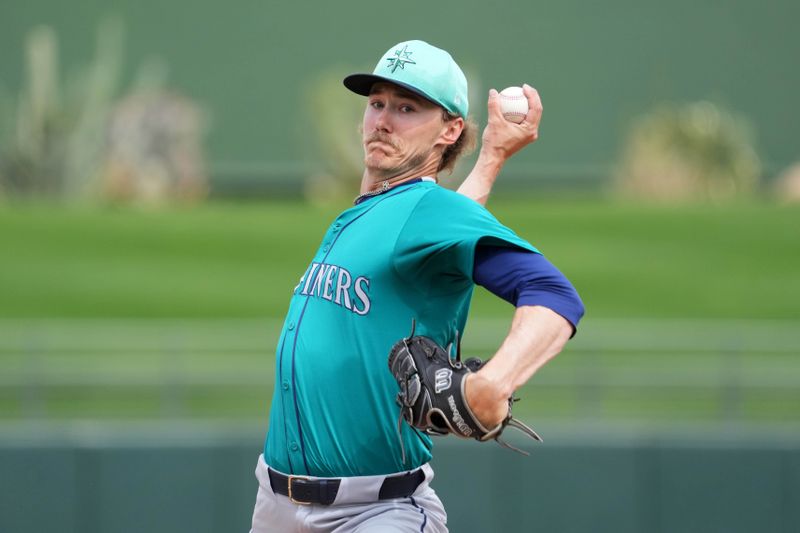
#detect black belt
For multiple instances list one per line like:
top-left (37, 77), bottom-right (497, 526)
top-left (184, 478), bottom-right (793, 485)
top-left (268, 467), bottom-right (425, 505)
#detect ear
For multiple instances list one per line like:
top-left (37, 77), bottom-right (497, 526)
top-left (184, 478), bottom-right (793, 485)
top-left (439, 117), bottom-right (464, 146)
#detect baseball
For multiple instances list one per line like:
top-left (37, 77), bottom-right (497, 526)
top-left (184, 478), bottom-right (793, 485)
top-left (498, 86), bottom-right (528, 124)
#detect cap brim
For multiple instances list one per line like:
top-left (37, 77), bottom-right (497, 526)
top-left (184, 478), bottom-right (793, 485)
top-left (343, 73), bottom-right (442, 110)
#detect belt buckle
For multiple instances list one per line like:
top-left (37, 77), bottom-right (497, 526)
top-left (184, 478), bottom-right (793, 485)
top-left (287, 475), bottom-right (312, 505)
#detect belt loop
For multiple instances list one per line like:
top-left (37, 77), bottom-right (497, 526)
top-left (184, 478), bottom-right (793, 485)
top-left (320, 479), bottom-right (335, 505)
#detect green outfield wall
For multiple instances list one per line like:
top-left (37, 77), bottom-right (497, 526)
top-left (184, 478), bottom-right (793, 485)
top-left (2, 0), bottom-right (799, 186)
top-left (2, 426), bottom-right (799, 533)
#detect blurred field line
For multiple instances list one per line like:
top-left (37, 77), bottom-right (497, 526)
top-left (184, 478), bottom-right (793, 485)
top-left (1, 371), bottom-right (797, 390)
top-left (1, 316), bottom-right (798, 369)
top-left (0, 317), bottom-right (798, 421)
top-left (2, 316), bottom-right (798, 345)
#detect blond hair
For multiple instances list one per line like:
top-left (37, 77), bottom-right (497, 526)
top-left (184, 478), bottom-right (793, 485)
top-left (438, 111), bottom-right (478, 173)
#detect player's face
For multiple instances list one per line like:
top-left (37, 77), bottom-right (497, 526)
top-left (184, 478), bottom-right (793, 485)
top-left (362, 83), bottom-right (462, 177)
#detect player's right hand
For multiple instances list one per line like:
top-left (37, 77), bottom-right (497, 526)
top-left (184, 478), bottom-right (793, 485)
top-left (480, 84), bottom-right (543, 163)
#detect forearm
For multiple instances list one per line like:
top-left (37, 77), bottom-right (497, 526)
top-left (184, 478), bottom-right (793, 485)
top-left (456, 85), bottom-right (542, 206)
top-left (456, 148), bottom-right (505, 206)
top-left (467, 306), bottom-right (572, 422)
top-left (483, 305), bottom-right (572, 395)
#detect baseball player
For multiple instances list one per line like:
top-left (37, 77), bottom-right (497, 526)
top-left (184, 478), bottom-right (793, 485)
top-left (250, 40), bottom-right (584, 532)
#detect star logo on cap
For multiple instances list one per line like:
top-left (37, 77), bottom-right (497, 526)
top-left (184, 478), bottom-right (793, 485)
top-left (386, 45), bottom-right (416, 73)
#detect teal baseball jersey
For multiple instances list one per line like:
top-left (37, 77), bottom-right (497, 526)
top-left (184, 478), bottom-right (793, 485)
top-left (264, 180), bottom-right (538, 478)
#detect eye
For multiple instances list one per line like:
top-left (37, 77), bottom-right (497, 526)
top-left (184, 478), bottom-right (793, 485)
top-left (369, 100), bottom-right (385, 110)
top-left (399, 104), bottom-right (415, 113)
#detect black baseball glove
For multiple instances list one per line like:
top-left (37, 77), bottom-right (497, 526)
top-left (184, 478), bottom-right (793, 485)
top-left (387, 319), bottom-right (541, 462)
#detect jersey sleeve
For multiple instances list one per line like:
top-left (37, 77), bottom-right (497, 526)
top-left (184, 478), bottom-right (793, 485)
top-left (392, 187), bottom-right (539, 295)
top-left (473, 245), bottom-right (585, 334)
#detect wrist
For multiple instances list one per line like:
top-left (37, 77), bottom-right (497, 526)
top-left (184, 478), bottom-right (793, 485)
top-left (475, 147), bottom-right (506, 175)
top-left (465, 372), bottom-right (510, 428)
top-left (476, 364), bottom-right (515, 399)
top-left (472, 369), bottom-right (513, 403)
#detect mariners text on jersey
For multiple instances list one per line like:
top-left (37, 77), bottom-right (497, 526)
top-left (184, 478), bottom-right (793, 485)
top-left (294, 261), bottom-right (372, 316)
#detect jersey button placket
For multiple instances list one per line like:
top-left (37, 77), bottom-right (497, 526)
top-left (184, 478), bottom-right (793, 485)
top-left (280, 316), bottom-right (301, 468)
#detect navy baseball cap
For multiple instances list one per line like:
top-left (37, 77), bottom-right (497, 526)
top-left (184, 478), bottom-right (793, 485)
top-left (343, 40), bottom-right (469, 118)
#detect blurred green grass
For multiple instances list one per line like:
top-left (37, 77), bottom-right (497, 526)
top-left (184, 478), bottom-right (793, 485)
top-left (0, 198), bottom-right (798, 319)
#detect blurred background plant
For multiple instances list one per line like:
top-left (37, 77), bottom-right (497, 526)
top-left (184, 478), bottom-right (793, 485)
top-left (303, 69), bottom-right (365, 206)
top-left (101, 62), bottom-right (209, 206)
top-left (615, 101), bottom-right (762, 202)
top-left (0, 18), bottom-right (208, 205)
top-left (772, 161), bottom-right (800, 204)
top-left (0, 21), bottom-right (119, 200)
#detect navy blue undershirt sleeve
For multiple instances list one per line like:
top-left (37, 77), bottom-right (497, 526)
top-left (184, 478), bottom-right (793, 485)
top-left (473, 245), bottom-right (585, 334)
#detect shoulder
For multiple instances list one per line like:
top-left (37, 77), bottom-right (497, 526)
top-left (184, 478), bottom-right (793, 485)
top-left (419, 183), bottom-right (485, 208)
top-left (397, 183), bottom-right (528, 250)
top-left (412, 183), bottom-right (495, 221)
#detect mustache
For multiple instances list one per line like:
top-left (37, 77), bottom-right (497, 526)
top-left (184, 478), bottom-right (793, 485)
top-left (365, 132), bottom-right (399, 149)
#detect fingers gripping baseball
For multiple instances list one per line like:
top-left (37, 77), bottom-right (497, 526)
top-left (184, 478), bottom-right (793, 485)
top-left (521, 84), bottom-right (543, 140)
top-left (486, 88), bottom-right (504, 122)
top-left (481, 84), bottom-right (543, 161)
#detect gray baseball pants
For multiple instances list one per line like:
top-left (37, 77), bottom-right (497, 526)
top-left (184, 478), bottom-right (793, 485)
top-left (250, 455), bottom-right (448, 532)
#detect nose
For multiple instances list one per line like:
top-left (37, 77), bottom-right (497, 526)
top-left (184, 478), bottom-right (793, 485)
top-left (373, 106), bottom-right (392, 133)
